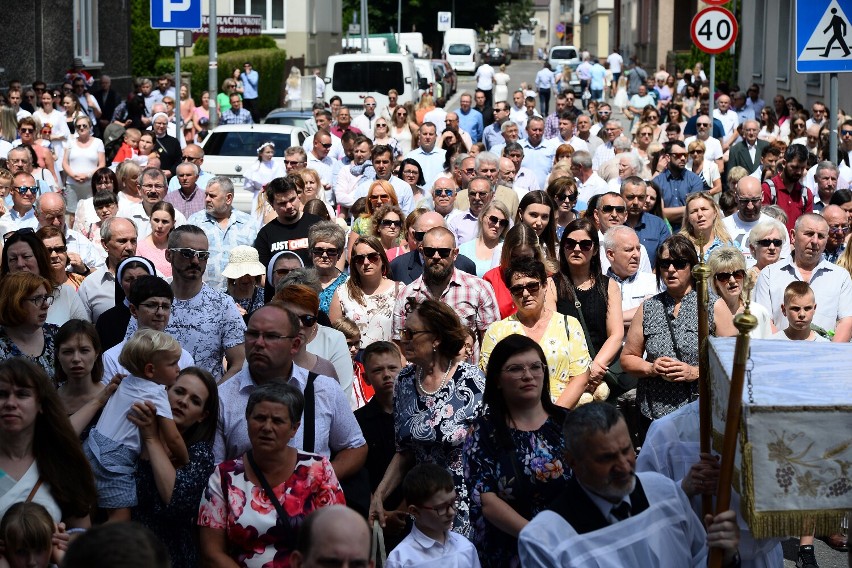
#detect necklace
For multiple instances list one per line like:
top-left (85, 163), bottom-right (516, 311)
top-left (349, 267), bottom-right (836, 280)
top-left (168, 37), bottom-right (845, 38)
top-left (417, 362), bottom-right (453, 396)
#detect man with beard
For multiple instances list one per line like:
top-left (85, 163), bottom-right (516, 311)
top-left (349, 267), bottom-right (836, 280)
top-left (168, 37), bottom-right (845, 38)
top-left (126, 167), bottom-right (187, 239)
top-left (126, 225), bottom-right (246, 381)
top-left (388, 211), bottom-right (477, 284)
top-left (651, 140), bottom-right (704, 231)
top-left (253, 175), bottom-right (320, 268)
top-left (519, 403), bottom-right (742, 567)
top-left (761, 144), bottom-right (813, 231)
top-left (392, 227), bottom-right (499, 362)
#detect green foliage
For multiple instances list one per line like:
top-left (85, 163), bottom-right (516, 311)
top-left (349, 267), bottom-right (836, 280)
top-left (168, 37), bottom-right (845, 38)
top-left (496, 0), bottom-right (536, 42)
top-left (130, 0), bottom-right (173, 76)
top-left (192, 35), bottom-right (277, 57)
top-left (156, 48), bottom-right (287, 116)
top-left (674, 46), bottom-right (736, 88)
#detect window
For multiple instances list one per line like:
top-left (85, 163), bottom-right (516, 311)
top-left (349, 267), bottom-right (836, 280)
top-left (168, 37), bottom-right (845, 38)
top-left (752, 0), bottom-right (765, 79)
top-left (233, 0), bottom-right (286, 32)
top-left (551, 47), bottom-right (577, 60)
top-left (806, 73), bottom-right (822, 89)
top-left (776, 0), bottom-right (791, 83)
top-left (203, 131), bottom-right (295, 156)
top-left (332, 61), bottom-right (405, 95)
top-left (73, 0), bottom-right (99, 64)
top-left (448, 44), bottom-right (472, 56)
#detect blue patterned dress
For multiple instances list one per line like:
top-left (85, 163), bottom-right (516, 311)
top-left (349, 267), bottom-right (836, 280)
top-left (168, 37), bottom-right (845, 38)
top-left (463, 414), bottom-right (570, 567)
top-left (394, 362), bottom-right (485, 537)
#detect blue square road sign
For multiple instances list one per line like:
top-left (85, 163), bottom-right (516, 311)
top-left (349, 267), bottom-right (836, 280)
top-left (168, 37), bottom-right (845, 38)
top-left (151, 0), bottom-right (202, 30)
top-left (797, 0), bottom-right (852, 72)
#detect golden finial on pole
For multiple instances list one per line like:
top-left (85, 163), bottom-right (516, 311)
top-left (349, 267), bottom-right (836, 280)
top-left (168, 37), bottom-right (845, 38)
top-left (692, 234), bottom-right (713, 519)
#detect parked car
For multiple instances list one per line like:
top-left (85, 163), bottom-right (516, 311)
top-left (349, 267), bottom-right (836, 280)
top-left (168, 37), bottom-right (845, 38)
top-left (262, 108), bottom-right (313, 129)
top-left (484, 47), bottom-right (510, 66)
top-left (199, 124), bottom-right (307, 213)
top-left (432, 59), bottom-right (457, 96)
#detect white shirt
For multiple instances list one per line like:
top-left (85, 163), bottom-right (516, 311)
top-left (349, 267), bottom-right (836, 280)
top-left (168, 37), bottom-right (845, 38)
top-left (102, 338), bottom-right (195, 384)
top-left (302, 134), bottom-right (346, 162)
top-left (683, 136), bottom-right (723, 163)
top-left (386, 524), bottom-right (482, 568)
top-left (306, 152), bottom-right (337, 189)
top-left (598, 237), bottom-right (652, 275)
top-left (713, 108), bottom-right (740, 138)
top-left (406, 146), bottom-right (447, 189)
top-left (475, 64), bottom-right (496, 91)
top-left (46, 284), bottom-right (88, 325)
top-left (305, 325), bottom-right (353, 405)
top-left (607, 52), bottom-right (624, 74)
top-left (95, 375), bottom-right (172, 454)
top-left (77, 268), bottom-right (117, 323)
top-left (351, 112), bottom-right (378, 140)
top-left (610, 270), bottom-right (658, 313)
top-left (576, 172), bottom-right (610, 210)
top-left (592, 142), bottom-right (615, 172)
top-left (422, 107), bottom-right (448, 134)
top-left (126, 202), bottom-right (187, 239)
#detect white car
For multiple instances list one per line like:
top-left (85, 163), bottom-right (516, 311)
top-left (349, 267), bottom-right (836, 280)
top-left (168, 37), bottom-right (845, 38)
top-left (199, 124), bottom-right (307, 213)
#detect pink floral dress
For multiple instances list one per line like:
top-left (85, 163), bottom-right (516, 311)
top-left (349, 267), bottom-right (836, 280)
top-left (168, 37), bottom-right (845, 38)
top-left (198, 452), bottom-right (345, 567)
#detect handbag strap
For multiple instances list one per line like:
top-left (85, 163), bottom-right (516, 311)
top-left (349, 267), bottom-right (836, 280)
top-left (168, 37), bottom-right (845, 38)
top-left (569, 296), bottom-right (599, 359)
top-left (245, 451), bottom-right (289, 524)
top-left (303, 372), bottom-right (319, 454)
top-left (371, 519), bottom-right (387, 565)
top-left (25, 477), bottom-right (44, 503)
top-left (663, 307), bottom-right (685, 361)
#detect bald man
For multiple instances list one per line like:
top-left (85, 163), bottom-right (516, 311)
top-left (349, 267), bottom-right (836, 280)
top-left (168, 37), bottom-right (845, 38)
top-left (722, 175), bottom-right (790, 268)
top-left (167, 143), bottom-right (214, 193)
top-left (290, 506), bottom-right (373, 568)
top-left (35, 192), bottom-right (106, 273)
top-left (389, 210), bottom-right (477, 284)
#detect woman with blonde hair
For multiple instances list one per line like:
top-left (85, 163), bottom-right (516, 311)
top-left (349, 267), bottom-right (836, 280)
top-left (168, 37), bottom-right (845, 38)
top-left (390, 105), bottom-right (419, 151)
top-left (707, 246), bottom-right (774, 338)
top-left (300, 168), bottom-right (334, 218)
top-left (346, 180), bottom-right (399, 260)
top-left (285, 66), bottom-right (303, 107)
top-left (216, 78), bottom-right (238, 115)
top-left (687, 139), bottom-right (722, 195)
top-left (415, 94), bottom-right (435, 125)
top-left (632, 121), bottom-right (656, 164)
top-left (679, 191), bottom-right (733, 260)
top-left (494, 64), bottom-right (511, 103)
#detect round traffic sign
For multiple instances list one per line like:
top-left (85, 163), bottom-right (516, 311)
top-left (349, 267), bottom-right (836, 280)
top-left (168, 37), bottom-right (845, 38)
top-left (691, 7), bottom-right (738, 54)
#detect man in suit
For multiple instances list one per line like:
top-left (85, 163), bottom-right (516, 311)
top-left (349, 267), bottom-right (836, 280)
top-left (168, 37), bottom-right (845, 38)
top-left (518, 403), bottom-right (742, 567)
top-left (727, 119), bottom-right (767, 178)
top-left (389, 211), bottom-right (477, 284)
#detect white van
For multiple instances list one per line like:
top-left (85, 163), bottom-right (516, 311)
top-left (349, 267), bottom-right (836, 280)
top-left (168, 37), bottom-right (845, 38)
top-left (413, 58), bottom-right (438, 98)
top-left (442, 28), bottom-right (479, 74)
top-left (324, 53), bottom-right (422, 113)
top-left (341, 37), bottom-right (390, 54)
top-left (398, 32), bottom-right (425, 58)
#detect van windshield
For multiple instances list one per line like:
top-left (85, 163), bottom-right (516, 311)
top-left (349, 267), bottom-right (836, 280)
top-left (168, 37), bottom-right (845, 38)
top-left (551, 48), bottom-right (577, 60)
top-left (332, 61), bottom-right (405, 94)
top-left (448, 44), bottom-right (472, 55)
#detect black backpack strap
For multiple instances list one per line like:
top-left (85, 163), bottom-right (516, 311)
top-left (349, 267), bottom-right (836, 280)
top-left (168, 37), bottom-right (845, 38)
top-left (303, 372), bottom-right (318, 454)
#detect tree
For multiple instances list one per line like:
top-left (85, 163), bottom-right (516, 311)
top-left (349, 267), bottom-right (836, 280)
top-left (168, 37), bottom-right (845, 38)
top-left (496, 0), bottom-right (535, 50)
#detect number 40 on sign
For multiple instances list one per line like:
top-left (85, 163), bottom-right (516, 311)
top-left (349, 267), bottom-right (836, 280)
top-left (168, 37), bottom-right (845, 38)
top-left (691, 6), bottom-right (739, 54)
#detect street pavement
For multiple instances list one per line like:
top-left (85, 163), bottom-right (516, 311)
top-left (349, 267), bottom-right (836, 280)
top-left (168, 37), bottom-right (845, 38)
top-left (452, 57), bottom-right (850, 568)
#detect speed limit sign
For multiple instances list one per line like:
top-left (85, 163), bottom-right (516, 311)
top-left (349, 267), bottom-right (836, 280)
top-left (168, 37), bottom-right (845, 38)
top-left (691, 6), bottom-right (738, 54)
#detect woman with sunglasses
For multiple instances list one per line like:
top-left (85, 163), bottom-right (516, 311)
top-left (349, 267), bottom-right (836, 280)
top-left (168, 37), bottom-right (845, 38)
top-left (686, 140), bottom-right (722, 196)
top-left (516, 191), bottom-right (558, 269)
top-left (62, 115), bottom-right (105, 214)
top-left (746, 218), bottom-right (789, 285)
top-left (371, 118), bottom-right (400, 156)
top-left (546, 176), bottom-right (580, 241)
top-left (553, 218), bottom-right (624, 402)
top-left (0, 272), bottom-right (60, 380)
top-left (464, 333), bottom-right (571, 567)
top-left (621, 235), bottom-right (719, 441)
top-left (458, 201), bottom-right (510, 277)
top-left (369, 298), bottom-right (485, 538)
top-left (632, 121), bottom-right (656, 165)
top-left (306, 221), bottom-right (347, 314)
top-left (371, 203), bottom-right (406, 261)
top-left (329, 235), bottom-right (399, 348)
top-left (347, 180), bottom-right (398, 262)
top-left (216, 79), bottom-right (238, 116)
top-left (390, 105), bottom-right (419, 152)
top-left (300, 168), bottom-right (335, 219)
top-left (679, 192), bottom-right (732, 260)
top-left (16, 117), bottom-right (57, 184)
top-left (481, 257), bottom-right (592, 410)
top-left (37, 226), bottom-right (86, 291)
top-left (638, 105), bottom-right (663, 142)
top-left (708, 247), bottom-right (774, 339)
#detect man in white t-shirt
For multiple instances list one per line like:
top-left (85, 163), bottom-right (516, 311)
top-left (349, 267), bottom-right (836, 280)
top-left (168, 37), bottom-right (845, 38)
top-left (607, 50), bottom-right (624, 98)
top-left (722, 176), bottom-right (790, 267)
top-left (474, 62), bottom-right (496, 106)
top-left (713, 94), bottom-right (740, 151)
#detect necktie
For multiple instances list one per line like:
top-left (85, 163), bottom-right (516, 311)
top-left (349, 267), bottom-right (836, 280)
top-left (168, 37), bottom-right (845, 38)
top-left (611, 501), bottom-right (631, 521)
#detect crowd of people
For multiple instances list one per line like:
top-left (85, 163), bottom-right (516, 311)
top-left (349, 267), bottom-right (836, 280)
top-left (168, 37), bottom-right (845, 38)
top-left (0, 56), bottom-right (849, 568)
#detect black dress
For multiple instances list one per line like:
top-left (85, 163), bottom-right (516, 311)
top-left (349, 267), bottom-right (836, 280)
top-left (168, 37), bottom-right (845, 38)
top-left (555, 275), bottom-right (610, 355)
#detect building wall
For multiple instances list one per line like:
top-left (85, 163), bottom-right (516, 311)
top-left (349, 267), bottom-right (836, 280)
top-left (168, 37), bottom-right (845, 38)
top-left (737, 0), bottom-right (852, 113)
top-left (581, 0), bottom-right (614, 57)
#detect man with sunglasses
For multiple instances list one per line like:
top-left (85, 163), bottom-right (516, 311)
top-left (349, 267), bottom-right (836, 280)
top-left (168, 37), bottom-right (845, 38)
top-left (389, 211), bottom-right (477, 284)
top-left (166, 144), bottom-right (213, 193)
top-left (351, 96), bottom-right (378, 139)
top-left (7, 171), bottom-right (40, 230)
top-left (651, 140), bottom-right (705, 232)
top-left (392, 227), bottom-right (498, 363)
top-left (723, 176), bottom-right (790, 268)
top-left (822, 205), bottom-right (849, 263)
top-left (682, 96), bottom-right (725, 140)
top-left (483, 102), bottom-right (511, 151)
top-left (595, 192), bottom-right (652, 275)
top-left (306, 129), bottom-right (339, 194)
top-left (684, 115), bottom-right (724, 175)
top-left (35, 192), bottom-right (105, 274)
top-left (302, 111), bottom-right (346, 162)
top-left (6, 146), bottom-right (53, 196)
top-left (754, 213), bottom-right (852, 343)
top-left (448, 176), bottom-right (494, 246)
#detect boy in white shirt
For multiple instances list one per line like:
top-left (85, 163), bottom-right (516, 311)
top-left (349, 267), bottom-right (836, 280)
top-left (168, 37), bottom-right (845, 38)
top-left (83, 328), bottom-right (189, 521)
top-left (386, 463), bottom-right (481, 568)
top-left (770, 282), bottom-right (829, 342)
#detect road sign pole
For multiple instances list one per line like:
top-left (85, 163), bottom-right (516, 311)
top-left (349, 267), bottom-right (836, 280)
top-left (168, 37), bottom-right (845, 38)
top-left (709, 55), bottom-right (716, 102)
top-left (208, 0), bottom-right (218, 129)
top-left (175, 44), bottom-right (182, 137)
top-left (831, 72), bottom-right (839, 159)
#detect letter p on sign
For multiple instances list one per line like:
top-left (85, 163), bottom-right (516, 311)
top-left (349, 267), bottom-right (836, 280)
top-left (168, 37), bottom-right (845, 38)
top-left (164, 0), bottom-right (191, 22)
top-left (151, 0), bottom-right (201, 30)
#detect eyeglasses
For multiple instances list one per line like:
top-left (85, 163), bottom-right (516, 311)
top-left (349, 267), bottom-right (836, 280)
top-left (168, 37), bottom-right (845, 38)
top-left (75, 123), bottom-right (89, 131)
top-left (433, 189), bottom-right (455, 197)
top-left (26, 294), bottom-right (54, 307)
top-left (376, 123), bottom-right (388, 128)
top-left (320, 142), bottom-right (333, 149)
top-left (169, 247), bottom-right (210, 260)
top-left (138, 302), bottom-right (172, 313)
top-left (369, 194), bottom-right (391, 202)
top-left (755, 238), bottom-right (783, 247)
top-left (297, 314), bottom-right (318, 327)
top-left (400, 328), bottom-right (431, 341)
top-left (638, 132), bottom-right (652, 137)
top-left (182, 155), bottom-right (202, 161)
top-left (486, 215), bottom-right (509, 227)
top-left (669, 152), bottom-right (688, 159)
top-left (690, 150), bottom-right (704, 155)
top-left (380, 219), bottom-right (402, 228)
top-left (736, 196), bottom-right (761, 205)
top-left (659, 258), bottom-right (691, 270)
top-left (413, 231), bottom-right (426, 242)
top-left (696, 123), bottom-right (710, 128)
top-left (564, 238), bottom-right (594, 251)
top-left (419, 496), bottom-right (459, 516)
top-left (352, 251), bottom-right (381, 264)
top-left (364, 103), bottom-right (376, 107)
top-left (14, 186), bottom-right (39, 195)
top-left (509, 281), bottom-right (542, 297)
top-left (828, 225), bottom-right (850, 234)
top-left (714, 269), bottom-right (746, 282)
top-left (598, 111), bottom-right (611, 116)
top-left (245, 330), bottom-right (296, 342)
top-left (401, 169), bottom-right (419, 177)
top-left (502, 362), bottom-right (545, 378)
top-left (422, 247), bottom-right (452, 258)
top-left (141, 183), bottom-right (166, 191)
top-left (600, 205), bottom-right (627, 214)
top-left (462, 168), bottom-right (476, 175)
top-left (45, 245), bottom-right (67, 254)
top-left (311, 246), bottom-right (339, 258)
top-left (555, 193), bottom-right (578, 204)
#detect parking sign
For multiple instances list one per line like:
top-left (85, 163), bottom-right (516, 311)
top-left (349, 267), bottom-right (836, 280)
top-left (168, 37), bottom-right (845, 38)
top-left (151, 0), bottom-right (202, 30)
top-left (438, 12), bottom-right (452, 32)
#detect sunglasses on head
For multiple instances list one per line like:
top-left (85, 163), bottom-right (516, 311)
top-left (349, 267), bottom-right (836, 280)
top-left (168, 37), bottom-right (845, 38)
top-left (352, 251), bottom-right (381, 264)
top-left (756, 238), bottom-right (783, 247)
top-left (659, 258), bottom-right (690, 270)
top-left (486, 215), bottom-right (509, 227)
top-left (509, 281), bottom-right (541, 297)
top-left (714, 269), bottom-right (745, 282)
top-left (564, 238), bottom-right (594, 251)
top-left (422, 247), bottom-right (452, 258)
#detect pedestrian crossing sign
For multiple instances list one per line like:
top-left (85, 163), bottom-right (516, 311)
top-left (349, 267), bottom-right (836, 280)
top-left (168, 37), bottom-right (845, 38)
top-left (797, 0), bottom-right (852, 72)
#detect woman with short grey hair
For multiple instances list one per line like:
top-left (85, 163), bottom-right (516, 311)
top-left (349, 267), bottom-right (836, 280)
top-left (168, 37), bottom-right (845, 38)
top-left (308, 221), bottom-right (348, 314)
top-left (245, 381), bottom-right (305, 424)
top-left (746, 217), bottom-right (788, 286)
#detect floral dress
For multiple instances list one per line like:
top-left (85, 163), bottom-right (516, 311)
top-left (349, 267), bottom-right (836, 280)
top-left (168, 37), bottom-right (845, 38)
top-left (463, 415), bottom-right (570, 567)
top-left (336, 280), bottom-right (399, 346)
top-left (0, 324), bottom-right (58, 382)
top-left (133, 441), bottom-right (215, 568)
top-left (197, 452), bottom-right (345, 568)
top-left (394, 362), bottom-right (486, 537)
